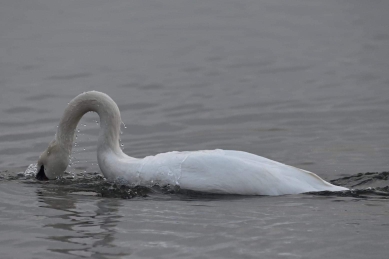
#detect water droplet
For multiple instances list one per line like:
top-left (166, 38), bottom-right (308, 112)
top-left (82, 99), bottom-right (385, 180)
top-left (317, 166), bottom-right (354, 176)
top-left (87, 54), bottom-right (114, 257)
top-left (83, 124), bottom-right (86, 127)
top-left (83, 148), bottom-right (86, 151)
top-left (121, 143), bottom-right (124, 147)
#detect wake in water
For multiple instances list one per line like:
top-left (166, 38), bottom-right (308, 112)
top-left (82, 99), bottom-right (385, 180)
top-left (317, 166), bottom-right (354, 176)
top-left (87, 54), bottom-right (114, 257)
top-left (0, 166), bottom-right (388, 199)
top-left (306, 172), bottom-right (389, 199)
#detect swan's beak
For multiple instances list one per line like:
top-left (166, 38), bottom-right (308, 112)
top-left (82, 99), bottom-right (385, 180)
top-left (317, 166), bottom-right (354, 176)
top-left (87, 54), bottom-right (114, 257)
top-left (36, 165), bottom-right (49, 181)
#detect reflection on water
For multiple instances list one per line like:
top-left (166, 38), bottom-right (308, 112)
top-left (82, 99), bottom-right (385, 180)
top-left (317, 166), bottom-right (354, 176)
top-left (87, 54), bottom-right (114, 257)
top-left (37, 184), bottom-right (130, 258)
top-left (1, 171), bottom-right (388, 258)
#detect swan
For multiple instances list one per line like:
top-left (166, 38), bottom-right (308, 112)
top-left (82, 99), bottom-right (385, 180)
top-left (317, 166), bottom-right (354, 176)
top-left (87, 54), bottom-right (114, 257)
top-left (36, 91), bottom-right (348, 195)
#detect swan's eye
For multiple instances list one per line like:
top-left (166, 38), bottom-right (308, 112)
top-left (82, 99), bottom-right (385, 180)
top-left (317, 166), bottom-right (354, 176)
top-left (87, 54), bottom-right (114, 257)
top-left (36, 165), bottom-right (49, 181)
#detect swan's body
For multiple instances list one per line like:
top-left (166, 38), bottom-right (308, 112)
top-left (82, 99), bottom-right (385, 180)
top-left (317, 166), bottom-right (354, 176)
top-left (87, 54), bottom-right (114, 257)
top-left (37, 91), bottom-right (347, 195)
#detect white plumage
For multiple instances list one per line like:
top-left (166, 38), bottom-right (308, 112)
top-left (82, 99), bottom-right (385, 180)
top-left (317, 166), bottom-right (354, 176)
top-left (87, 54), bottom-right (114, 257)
top-left (37, 91), bottom-right (348, 195)
top-left (103, 149), bottom-right (347, 195)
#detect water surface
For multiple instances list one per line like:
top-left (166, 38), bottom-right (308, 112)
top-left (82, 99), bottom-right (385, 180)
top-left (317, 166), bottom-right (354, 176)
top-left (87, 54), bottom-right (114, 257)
top-left (0, 0), bottom-right (389, 258)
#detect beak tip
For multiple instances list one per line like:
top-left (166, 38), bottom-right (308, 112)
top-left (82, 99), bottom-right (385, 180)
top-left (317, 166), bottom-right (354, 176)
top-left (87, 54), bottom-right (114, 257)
top-left (36, 165), bottom-right (49, 181)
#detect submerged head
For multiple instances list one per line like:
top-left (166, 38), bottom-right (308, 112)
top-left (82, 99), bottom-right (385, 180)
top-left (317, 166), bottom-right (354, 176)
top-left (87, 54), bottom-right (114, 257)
top-left (36, 139), bottom-right (69, 180)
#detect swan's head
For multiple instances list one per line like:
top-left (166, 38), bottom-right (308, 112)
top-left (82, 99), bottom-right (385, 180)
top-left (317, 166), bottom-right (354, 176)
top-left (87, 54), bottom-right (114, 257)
top-left (36, 139), bottom-right (69, 180)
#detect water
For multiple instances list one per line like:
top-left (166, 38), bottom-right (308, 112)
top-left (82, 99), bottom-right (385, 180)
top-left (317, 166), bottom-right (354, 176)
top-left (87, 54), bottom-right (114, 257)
top-left (1, 0), bottom-right (389, 258)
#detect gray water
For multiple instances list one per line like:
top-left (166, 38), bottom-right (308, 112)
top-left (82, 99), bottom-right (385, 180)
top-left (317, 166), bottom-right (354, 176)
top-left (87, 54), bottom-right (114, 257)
top-left (1, 0), bottom-right (389, 258)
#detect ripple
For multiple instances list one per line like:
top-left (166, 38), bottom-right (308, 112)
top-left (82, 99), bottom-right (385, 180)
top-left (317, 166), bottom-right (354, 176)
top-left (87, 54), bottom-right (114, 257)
top-left (331, 171), bottom-right (389, 189)
top-left (46, 73), bottom-right (92, 80)
top-left (1, 169), bottom-right (388, 200)
top-left (4, 106), bottom-right (47, 114)
top-left (25, 94), bottom-right (57, 101)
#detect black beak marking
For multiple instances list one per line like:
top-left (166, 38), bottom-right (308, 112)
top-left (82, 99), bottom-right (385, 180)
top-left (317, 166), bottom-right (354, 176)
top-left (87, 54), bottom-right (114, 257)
top-left (36, 165), bottom-right (49, 181)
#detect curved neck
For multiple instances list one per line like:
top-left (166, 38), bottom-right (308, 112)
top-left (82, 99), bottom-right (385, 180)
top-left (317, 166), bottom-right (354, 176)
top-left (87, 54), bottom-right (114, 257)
top-left (56, 91), bottom-right (124, 157)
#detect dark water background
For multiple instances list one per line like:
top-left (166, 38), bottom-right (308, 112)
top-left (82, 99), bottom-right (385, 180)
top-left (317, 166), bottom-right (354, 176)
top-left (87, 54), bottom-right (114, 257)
top-left (1, 0), bottom-right (389, 258)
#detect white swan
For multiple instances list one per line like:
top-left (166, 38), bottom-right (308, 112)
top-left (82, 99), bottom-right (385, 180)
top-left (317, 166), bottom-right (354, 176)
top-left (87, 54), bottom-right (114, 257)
top-left (36, 91), bottom-right (348, 195)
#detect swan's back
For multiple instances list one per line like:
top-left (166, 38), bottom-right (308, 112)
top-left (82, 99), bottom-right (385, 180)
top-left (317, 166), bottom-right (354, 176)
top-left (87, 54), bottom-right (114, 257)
top-left (134, 149), bottom-right (347, 195)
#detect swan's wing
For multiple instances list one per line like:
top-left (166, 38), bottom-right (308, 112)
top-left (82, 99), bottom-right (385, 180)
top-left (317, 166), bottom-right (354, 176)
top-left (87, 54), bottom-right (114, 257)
top-left (177, 150), bottom-right (347, 195)
top-left (136, 149), bottom-right (347, 195)
top-left (135, 151), bottom-right (188, 186)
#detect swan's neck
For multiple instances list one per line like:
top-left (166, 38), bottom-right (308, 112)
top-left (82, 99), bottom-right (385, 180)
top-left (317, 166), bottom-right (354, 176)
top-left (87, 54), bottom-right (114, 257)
top-left (56, 91), bottom-right (125, 159)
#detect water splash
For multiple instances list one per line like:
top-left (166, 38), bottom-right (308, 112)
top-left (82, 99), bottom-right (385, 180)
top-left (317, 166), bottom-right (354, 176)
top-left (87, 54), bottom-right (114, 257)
top-left (24, 163), bottom-right (38, 177)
